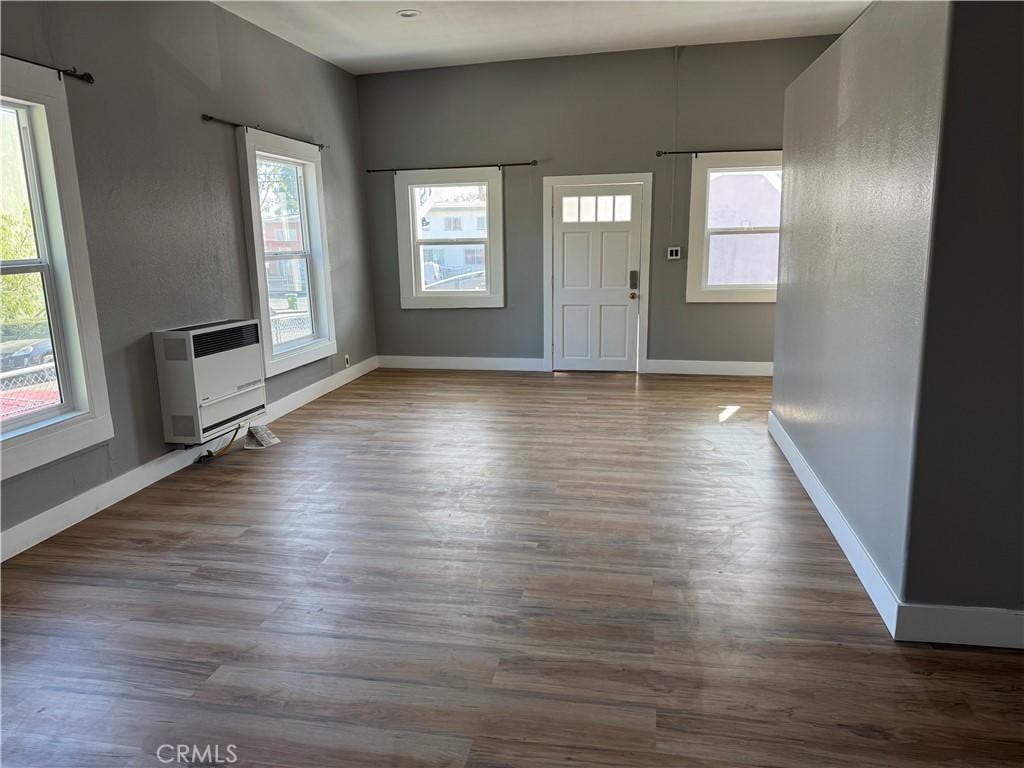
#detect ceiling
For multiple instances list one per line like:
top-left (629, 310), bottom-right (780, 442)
top-left (218, 1), bottom-right (867, 75)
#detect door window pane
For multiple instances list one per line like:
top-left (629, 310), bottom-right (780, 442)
top-left (419, 244), bottom-right (487, 291)
top-left (561, 196), bottom-right (578, 223)
top-left (597, 195), bottom-right (614, 222)
top-left (614, 195), bottom-right (632, 222)
top-left (579, 196), bottom-right (596, 222)
top-left (412, 184), bottom-right (487, 241)
top-left (265, 257), bottom-right (313, 348)
top-left (257, 156), bottom-right (305, 254)
top-left (1, 271), bottom-right (61, 420)
top-left (707, 169), bottom-right (782, 229)
top-left (1, 105), bottom-right (40, 262)
top-left (707, 233), bottom-right (779, 286)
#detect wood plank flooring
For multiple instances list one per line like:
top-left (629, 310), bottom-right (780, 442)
top-left (2, 370), bottom-right (1021, 767)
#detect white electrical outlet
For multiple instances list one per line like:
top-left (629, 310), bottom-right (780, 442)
top-left (667, 246), bottom-right (682, 260)
top-left (344, 354), bottom-right (350, 368)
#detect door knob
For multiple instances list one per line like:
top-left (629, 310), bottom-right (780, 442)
top-left (629, 291), bottom-right (638, 299)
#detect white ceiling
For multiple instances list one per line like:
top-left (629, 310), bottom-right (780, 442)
top-left (219, 1), bottom-right (867, 75)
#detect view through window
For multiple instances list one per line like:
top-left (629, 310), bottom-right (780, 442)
top-left (256, 154), bottom-right (315, 352)
top-left (411, 184), bottom-right (488, 292)
top-left (705, 168), bottom-right (782, 286)
top-left (0, 102), bottom-right (63, 425)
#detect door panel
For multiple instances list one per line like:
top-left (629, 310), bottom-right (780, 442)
top-left (553, 183), bottom-right (643, 371)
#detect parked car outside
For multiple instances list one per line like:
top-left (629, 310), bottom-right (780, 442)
top-left (3, 338), bottom-right (53, 371)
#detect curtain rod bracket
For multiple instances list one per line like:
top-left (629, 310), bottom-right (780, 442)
top-left (2, 52), bottom-right (94, 84)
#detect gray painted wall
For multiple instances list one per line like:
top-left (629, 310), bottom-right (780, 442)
top-left (904, 2), bottom-right (1023, 610)
top-left (356, 38), bottom-right (833, 361)
top-left (771, 2), bottom-right (951, 595)
top-left (1, 2), bottom-right (376, 530)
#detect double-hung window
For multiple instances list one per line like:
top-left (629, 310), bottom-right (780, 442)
top-left (0, 57), bottom-right (112, 479)
top-left (238, 128), bottom-right (336, 376)
top-left (686, 150), bottom-right (783, 303)
top-left (394, 166), bottom-right (504, 309)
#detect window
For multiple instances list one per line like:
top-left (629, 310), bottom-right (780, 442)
top-left (685, 150), bottom-right (782, 303)
top-left (0, 56), bottom-right (112, 479)
top-left (238, 128), bottom-right (336, 376)
top-left (394, 166), bottom-right (505, 309)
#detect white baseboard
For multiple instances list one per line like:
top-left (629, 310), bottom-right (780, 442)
top-left (896, 602), bottom-right (1023, 648)
top-left (378, 355), bottom-right (547, 372)
top-left (259, 355), bottom-right (379, 423)
top-left (643, 359), bottom-right (773, 376)
top-left (1, 355), bottom-right (380, 561)
top-left (768, 411), bottom-right (1023, 649)
top-left (767, 411), bottom-right (901, 635)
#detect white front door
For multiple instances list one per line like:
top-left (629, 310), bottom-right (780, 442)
top-left (552, 183), bottom-right (643, 371)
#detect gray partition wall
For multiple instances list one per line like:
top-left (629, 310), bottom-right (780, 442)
top-left (772, 0), bottom-right (1023, 642)
top-left (0, 2), bottom-right (376, 530)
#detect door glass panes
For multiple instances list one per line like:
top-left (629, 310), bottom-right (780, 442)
top-left (707, 169), bottom-right (782, 229)
top-left (707, 232), bottom-right (780, 286)
top-left (561, 194), bottom-right (632, 224)
top-left (0, 272), bottom-right (61, 421)
top-left (265, 257), bottom-right (314, 347)
top-left (256, 156), bottom-right (306, 254)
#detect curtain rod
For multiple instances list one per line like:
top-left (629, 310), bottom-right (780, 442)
top-left (201, 114), bottom-right (328, 151)
top-left (1, 52), bottom-right (94, 83)
top-left (656, 148), bottom-right (781, 157)
top-left (366, 160), bottom-right (538, 174)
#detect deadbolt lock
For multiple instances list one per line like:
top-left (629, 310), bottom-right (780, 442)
top-left (629, 291), bottom-right (638, 299)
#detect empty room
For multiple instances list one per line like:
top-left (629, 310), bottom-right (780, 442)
top-left (0, 1), bottom-right (1021, 766)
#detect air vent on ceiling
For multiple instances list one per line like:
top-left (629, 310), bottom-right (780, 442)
top-left (192, 323), bottom-right (259, 358)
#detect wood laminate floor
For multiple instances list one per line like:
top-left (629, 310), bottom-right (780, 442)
top-left (2, 370), bottom-right (1021, 767)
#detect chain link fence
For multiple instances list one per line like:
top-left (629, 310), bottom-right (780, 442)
top-left (0, 362), bottom-right (60, 420)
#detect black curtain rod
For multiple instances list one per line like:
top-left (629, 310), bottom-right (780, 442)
top-left (201, 114), bottom-right (328, 151)
top-left (656, 148), bottom-right (781, 157)
top-left (366, 160), bottom-right (538, 174)
top-left (1, 52), bottom-right (94, 83)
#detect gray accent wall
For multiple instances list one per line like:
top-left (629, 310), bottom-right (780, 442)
top-left (903, 1), bottom-right (1023, 610)
top-left (1, 2), bottom-right (376, 530)
top-left (356, 38), bottom-right (834, 361)
top-left (772, 2), bottom-right (951, 595)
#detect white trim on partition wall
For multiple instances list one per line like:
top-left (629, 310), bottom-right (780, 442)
top-left (1, 356), bottom-right (380, 561)
top-left (767, 411), bottom-right (901, 636)
top-left (543, 173), bottom-right (654, 374)
top-left (768, 411), bottom-right (1024, 650)
top-left (645, 360), bottom-right (773, 376)
top-left (377, 356), bottom-right (546, 372)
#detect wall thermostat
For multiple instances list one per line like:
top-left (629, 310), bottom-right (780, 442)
top-left (667, 246), bottom-right (682, 260)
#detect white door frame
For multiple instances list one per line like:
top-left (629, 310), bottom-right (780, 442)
top-left (542, 173), bottom-right (653, 373)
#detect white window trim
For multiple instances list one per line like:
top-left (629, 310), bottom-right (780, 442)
top-left (0, 57), bottom-right (113, 479)
top-left (685, 150), bottom-right (782, 303)
top-left (394, 166), bottom-right (505, 309)
top-left (237, 128), bottom-right (336, 377)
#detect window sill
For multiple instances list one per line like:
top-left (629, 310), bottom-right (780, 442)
top-left (1, 408), bottom-right (114, 480)
top-left (265, 337), bottom-right (337, 377)
top-left (685, 286), bottom-right (777, 304)
top-left (400, 294), bottom-right (505, 310)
